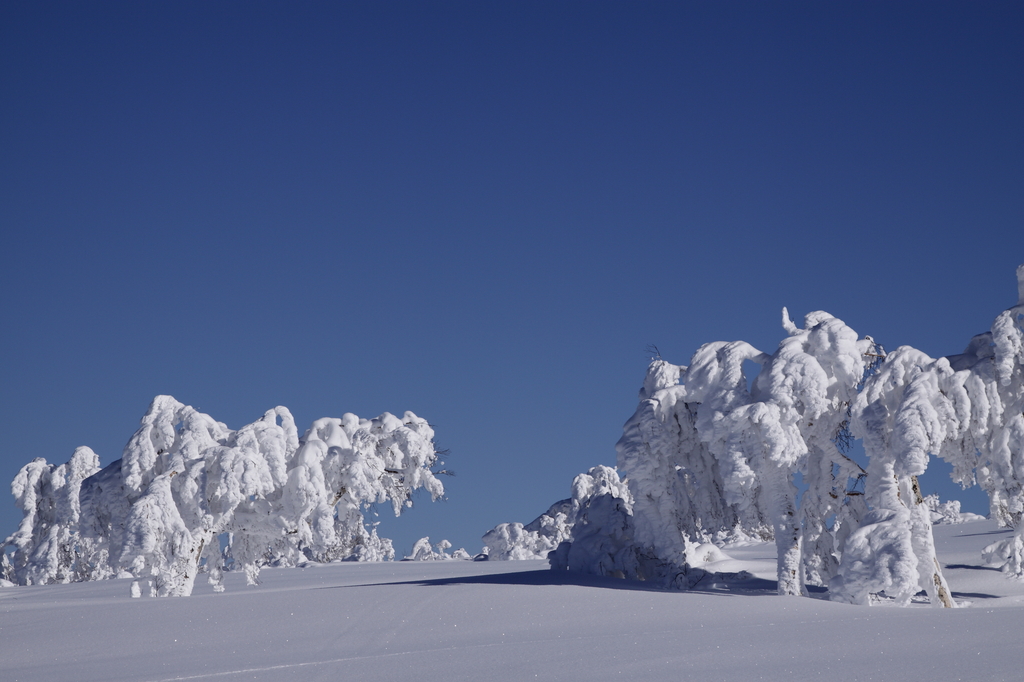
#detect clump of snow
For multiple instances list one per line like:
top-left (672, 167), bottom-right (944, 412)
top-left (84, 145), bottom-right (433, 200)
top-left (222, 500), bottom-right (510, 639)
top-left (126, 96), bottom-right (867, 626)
top-left (482, 497), bottom-right (576, 561)
top-left (486, 465), bottom-right (708, 588)
top-left (687, 542), bottom-right (732, 566)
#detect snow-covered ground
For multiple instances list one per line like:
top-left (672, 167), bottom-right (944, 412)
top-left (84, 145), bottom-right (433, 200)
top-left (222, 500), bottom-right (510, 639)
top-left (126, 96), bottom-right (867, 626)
top-left (3, 519), bottom-right (1023, 682)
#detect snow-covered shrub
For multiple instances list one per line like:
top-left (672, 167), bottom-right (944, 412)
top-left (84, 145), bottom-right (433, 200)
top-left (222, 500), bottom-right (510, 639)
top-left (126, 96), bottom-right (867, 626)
top-left (924, 495), bottom-right (968, 525)
top-left (482, 465), bottom-right (693, 586)
top-left (2, 396), bottom-right (446, 595)
top-left (482, 521), bottom-right (560, 561)
top-left (482, 465), bottom-right (628, 561)
top-left (546, 474), bottom-right (745, 589)
top-left (549, 493), bottom-right (642, 579)
top-left (405, 537), bottom-right (470, 561)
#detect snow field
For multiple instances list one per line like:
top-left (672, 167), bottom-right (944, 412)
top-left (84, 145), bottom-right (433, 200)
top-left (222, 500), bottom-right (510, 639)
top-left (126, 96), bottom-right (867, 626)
top-left (3, 519), bottom-right (1024, 682)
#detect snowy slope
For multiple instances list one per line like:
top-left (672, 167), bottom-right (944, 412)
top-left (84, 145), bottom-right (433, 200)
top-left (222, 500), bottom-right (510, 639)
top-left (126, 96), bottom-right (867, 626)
top-left (3, 520), bottom-right (1024, 682)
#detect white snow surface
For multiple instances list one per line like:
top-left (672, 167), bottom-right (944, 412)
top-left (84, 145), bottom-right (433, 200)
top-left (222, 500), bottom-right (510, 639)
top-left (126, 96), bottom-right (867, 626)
top-left (3, 518), bottom-right (1024, 682)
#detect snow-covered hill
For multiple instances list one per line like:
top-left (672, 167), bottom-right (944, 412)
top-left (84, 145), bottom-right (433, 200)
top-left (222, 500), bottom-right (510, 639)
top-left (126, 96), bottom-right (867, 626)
top-left (3, 519), bottom-right (1023, 682)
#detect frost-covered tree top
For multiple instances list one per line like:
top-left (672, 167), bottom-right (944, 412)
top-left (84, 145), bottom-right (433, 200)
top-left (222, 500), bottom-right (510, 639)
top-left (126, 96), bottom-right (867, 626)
top-left (3, 396), bottom-right (446, 596)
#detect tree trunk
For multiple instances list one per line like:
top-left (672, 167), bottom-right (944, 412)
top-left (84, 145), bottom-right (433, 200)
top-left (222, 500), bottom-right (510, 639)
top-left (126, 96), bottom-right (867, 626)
top-left (767, 465), bottom-right (806, 596)
top-left (908, 476), bottom-right (956, 608)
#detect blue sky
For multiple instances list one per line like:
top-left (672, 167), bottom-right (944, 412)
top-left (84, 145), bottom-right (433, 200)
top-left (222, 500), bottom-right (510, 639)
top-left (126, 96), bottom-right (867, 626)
top-left (2, 2), bottom-right (1022, 555)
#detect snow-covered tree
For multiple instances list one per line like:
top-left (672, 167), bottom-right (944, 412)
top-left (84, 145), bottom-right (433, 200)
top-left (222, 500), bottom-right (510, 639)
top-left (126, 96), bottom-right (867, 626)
top-left (953, 265), bottom-right (1024, 575)
top-left (482, 313), bottom-right (878, 596)
top-left (615, 357), bottom-right (770, 588)
top-left (521, 265), bottom-right (1024, 608)
top-left (830, 347), bottom-right (964, 606)
top-left (610, 264), bottom-right (1024, 605)
top-left (4, 447), bottom-right (101, 586)
top-left (616, 311), bottom-right (875, 596)
top-left (831, 265), bottom-right (1023, 604)
top-left (3, 396), bottom-right (447, 596)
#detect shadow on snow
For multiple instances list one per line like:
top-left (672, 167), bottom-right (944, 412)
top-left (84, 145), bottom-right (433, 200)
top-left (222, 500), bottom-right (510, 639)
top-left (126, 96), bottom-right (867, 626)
top-left (317, 569), bottom-right (802, 597)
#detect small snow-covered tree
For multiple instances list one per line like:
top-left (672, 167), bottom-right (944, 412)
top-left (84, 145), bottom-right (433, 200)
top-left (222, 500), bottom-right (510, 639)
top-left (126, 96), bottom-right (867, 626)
top-left (405, 537), bottom-right (470, 561)
top-left (923, 495), bottom-right (974, 525)
top-left (483, 517), bottom-right (567, 561)
top-left (3, 396), bottom-right (447, 596)
top-left (5, 448), bottom-right (100, 586)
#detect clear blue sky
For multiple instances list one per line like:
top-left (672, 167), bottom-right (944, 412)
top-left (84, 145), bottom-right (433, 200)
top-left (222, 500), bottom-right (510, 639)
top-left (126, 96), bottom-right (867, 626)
top-left (2, 2), bottom-right (1022, 555)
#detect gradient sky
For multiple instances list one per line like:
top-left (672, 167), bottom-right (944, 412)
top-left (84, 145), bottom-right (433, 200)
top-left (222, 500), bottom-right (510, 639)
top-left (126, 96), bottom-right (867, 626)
top-left (2, 2), bottom-right (1022, 556)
